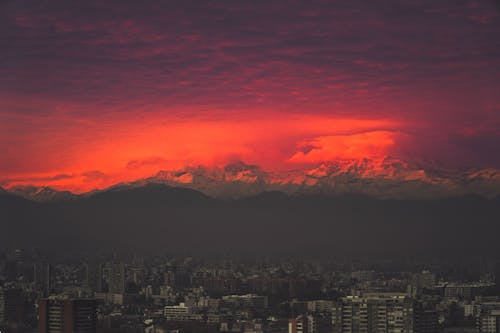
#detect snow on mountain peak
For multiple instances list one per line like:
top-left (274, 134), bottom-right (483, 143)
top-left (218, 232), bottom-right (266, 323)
top-left (303, 156), bottom-right (428, 181)
top-left (5, 158), bottom-right (500, 201)
top-left (8, 185), bottom-right (76, 202)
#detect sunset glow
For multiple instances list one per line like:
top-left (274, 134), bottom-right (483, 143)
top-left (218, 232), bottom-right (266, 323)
top-left (1, 115), bottom-right (402, 192)
top-left (1, 0), bottom-right (499, 193)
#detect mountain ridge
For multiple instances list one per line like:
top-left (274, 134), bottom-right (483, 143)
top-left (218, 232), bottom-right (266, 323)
top-left (2, 184), bottom-right (500, 255)
top-left (4, 157), bottom-right (500, 202)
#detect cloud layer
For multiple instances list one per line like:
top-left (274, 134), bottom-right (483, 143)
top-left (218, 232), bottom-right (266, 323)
top-left (0, 0), bottom-right (499, 192)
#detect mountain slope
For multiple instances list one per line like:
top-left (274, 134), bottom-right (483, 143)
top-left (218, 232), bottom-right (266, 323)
top-left (1, 184), bottom-right (500, 256)
top-left (8, 185), bottom-right (78, 202)
top-left (4, 158), bottom-right (500, 200)
top-left (128, 158), bottom-right (500, 199)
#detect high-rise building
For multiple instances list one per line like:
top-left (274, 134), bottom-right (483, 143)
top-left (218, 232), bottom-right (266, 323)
top-left (307, 314), bottom-right (332, 333)
top-left (85, 262), bottom-right (103, 293)
top-left (34, 262), bottom-right (52, 297)
top-left (410, 271), bottom-right (436, 290)
top-left (0, 288), bottom-right (26, 329)
top-left (164, 271), bottom-right (176, 287)
top-left (130, 267), bottom-right (145, 285)
top-left (38, 297), bottom-right (96, 333)
top-left (414, 303), bottom-right (438, 333)
top-left (0, 288), bottom-right (4, 327)
top-left (105, 262), bottom-right (125, 294)
top-left (332, 294), bottom-right (415, 333)
top-left (4, 261), bottom-right (18, 282)
top-left (476, 302), bottom-right (500, 333)
top-left (289, 315), bottom-right (308, 333)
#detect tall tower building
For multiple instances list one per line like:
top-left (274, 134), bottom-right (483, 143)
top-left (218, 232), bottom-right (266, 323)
top-left (34, 262), bottom-right (52, 297)
top-left (108, 262), bottom-right (125, 294)
top-left (0, 288), bottom-right (26, 330)
top-left (38, 297), bottom-right (96, 333)
top-left (0, 287), bottom-right (4, 327)
top-left (85, 263), bottom-right (103, 293)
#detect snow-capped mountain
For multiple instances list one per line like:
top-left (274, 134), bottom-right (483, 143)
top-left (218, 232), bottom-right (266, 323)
top-left (124, 157), bottom-right (500, 199)
top-left (8, 185), bottom-right (78, 202)
top-left (152, 161), bottom-right (267, 185)
top-left (6, 157), bottom-right (500, 200)
top-left (137, 161), bottom-right (270, 198)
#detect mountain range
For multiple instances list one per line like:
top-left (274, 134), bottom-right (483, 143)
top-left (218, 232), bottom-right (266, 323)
top-left (3, 157), bottom-right (500, 202)
top-left (2, 181), bottom-right (500, 256)
top-left (2, 155), bottom-right (500, 255)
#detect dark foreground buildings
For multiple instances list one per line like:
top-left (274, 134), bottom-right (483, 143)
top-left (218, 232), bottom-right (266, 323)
top-left (4, 250), bottom-right (500, 332)
top-left (38, 297), bottom-right (97, 333)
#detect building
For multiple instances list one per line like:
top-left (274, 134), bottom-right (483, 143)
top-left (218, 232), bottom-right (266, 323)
top-left (0, 288), bottom-right (4, 327)
top-left (476, 302), bottom-right (500, 333)
top-left (478, 311), bottom-right (500, 333)
top-left (85, 262), bottom-right (103, 293)
top-left (164, 302), bottom-right (203, 321)
top-left (307, 300), bottom-right (334, 313)
top-left (289, 316), bottom-right (308, 333)
top-left (164, 302), bottom-right (191, 317)
top-left (351, 271), bottom-right (376, 282)
top-left (332, 294), bottom-right (415, 333)
top-left (0, 288), bottom-right (26, 329)
top-left (411, 271), bottom-right (436, 290)
top-left (130, 267), bottom-right (145, 285)
top-left (414, 305), bottom-right (438, 333)
top-left (38, 297), bottom-right (97, 333)
top-left (108, 262), bottom-right (125, 294)
top-left (466, 298), bottom-right (500, 318)
top-left (307, 313), bottom-right (332, 333)
top-left (164, 271), bottom-right (176, 287)
top-left (221, 294), bottom-right (268, 310)
top-left (4, 261), bottom-right (18, 282)
top-left (34, 262), bottom-right (52, 297)
top-left (438, 282), bottom-right (494, 300)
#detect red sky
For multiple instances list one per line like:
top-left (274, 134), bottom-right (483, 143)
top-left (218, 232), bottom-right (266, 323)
top-left (1, 1), bottom-right (499, 192)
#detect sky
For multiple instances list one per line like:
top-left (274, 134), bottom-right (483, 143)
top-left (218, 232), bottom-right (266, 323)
top-left (1, 0), bottom-right (499, 193)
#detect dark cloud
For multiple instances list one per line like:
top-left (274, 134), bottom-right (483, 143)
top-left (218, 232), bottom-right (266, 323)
top-left (81, 170), bottom-right (108, 180)
top-left (1, 0), bottom-right (498, 116)
top-left (4, 174), bottom-right (74, 182)
top-left (0, 0), bottom-right (499, 179)
top-left (126, 157), bottom-right (168, 170)
top-left (0, 173), bottom-right (75, 185)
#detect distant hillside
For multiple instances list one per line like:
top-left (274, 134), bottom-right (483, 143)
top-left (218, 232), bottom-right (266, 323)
top-left (2, 184), bottom-right (500, 257)
top-left (5, 158), bottom-right (500, 202)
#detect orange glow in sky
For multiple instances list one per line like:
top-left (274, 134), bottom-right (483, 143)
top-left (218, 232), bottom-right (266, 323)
top-left (1, 1), bottom-right (499, 193)
top-left (0, 114), bottom-right (401, 193)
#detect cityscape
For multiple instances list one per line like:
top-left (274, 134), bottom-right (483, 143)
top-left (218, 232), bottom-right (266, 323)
top-left (1, 0), bottom-right (500, 332)
top-left (3, 250), bottom-right (500, 333)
